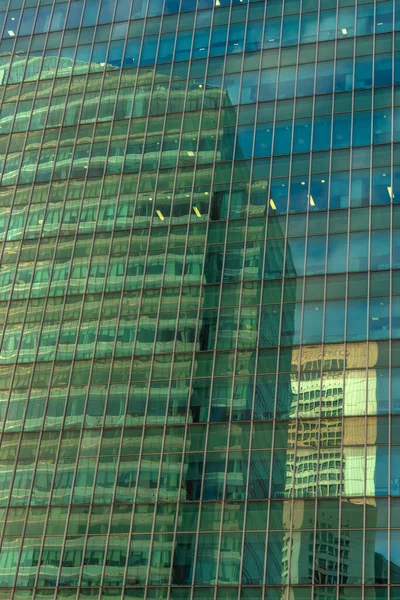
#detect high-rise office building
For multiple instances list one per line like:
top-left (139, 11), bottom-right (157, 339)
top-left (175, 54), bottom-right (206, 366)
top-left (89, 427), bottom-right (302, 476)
top-left (0, 0), bottom-right (400, 599)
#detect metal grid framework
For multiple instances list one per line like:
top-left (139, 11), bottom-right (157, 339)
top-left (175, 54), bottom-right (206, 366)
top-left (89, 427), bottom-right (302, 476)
top-left (0, 0), bottom-right (399, 600)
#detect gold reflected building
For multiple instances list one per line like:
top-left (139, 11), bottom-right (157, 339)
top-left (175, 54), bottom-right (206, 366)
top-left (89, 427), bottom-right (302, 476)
top-left (283, 342), bottom-right (381, 586)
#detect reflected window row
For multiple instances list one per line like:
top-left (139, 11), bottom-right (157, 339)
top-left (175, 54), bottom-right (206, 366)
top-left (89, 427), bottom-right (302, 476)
top-left (0, 0), bottom-right (392, 48)
top-left (2, 295), bottom-right (400, 362)
top-left (2, 157), bottom-right (400, 217)
top-left (0, 446), bottom-right (400, 504)
top-left (1, 355), bottom-right (400, 430)
top-left (2, 82), bottom-right (399, 144)
top-left (0, 270), bottom-right (394, 320)
top-left (0, 415), bottom-right (400, 458)
top-left (3, 497), bottom-right (400, 536)
top-left (2, 527), bottom-right (400, 587)
top-left (0, 44), bottom-right (398, 115)
top-left (1, 95), bottom-right (400, 168)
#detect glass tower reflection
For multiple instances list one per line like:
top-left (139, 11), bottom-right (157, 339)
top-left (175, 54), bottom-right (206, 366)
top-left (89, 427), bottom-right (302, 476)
top-left (0, 1), bottom-right (400, 600)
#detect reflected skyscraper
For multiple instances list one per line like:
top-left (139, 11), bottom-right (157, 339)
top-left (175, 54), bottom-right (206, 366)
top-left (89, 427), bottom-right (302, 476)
top-left (0, 1), bottom-right (400, 600)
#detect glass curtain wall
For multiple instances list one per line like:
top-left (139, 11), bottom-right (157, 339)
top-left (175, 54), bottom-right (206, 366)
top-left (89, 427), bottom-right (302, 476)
top-left (0, 0), bottom-right (398, 600)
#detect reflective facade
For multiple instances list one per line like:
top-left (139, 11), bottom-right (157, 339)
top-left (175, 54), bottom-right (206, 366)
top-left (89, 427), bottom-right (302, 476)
top-left (1, 0), bottom-right (400, 599)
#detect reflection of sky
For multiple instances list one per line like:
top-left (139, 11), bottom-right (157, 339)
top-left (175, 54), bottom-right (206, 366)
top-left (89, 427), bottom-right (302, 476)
top-left (376, 369), bottom-right (389, 414)
top-left (391, 531), bottom-right (400, 567)
top-left (371, 530), bottom-right (390, 567)
top-left (375, 447), bottom-right (389, 496)
top-left (283, 293), bottom-right (393, 347)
